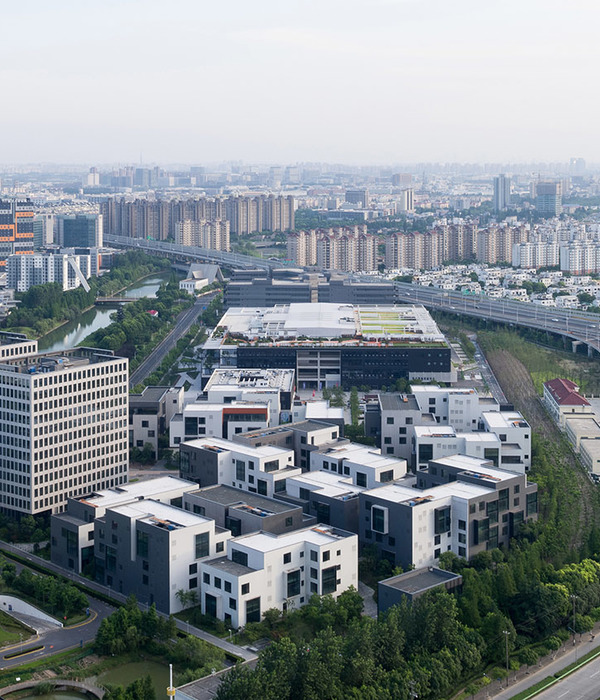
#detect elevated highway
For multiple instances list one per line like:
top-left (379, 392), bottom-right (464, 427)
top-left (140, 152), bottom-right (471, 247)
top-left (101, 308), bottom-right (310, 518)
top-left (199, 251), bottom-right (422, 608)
top-left (105, 234), bottom-right (280, 271)
top-left (393, 281), bottom-right (600, 356)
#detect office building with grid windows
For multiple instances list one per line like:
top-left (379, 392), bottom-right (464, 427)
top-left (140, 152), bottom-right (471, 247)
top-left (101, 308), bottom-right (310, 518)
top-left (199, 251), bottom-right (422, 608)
top-left (0, 347), bottom-right (129, 516)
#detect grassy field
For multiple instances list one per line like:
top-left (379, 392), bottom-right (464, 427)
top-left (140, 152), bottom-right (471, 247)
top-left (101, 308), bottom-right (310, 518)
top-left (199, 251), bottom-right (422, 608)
top-left (0, 610), bottom-right (34, 648)
top-left (478, 328), bottom-right (600, 394)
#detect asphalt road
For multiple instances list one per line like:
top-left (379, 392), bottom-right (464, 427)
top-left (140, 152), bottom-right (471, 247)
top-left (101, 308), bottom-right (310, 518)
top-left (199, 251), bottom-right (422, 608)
top-left (394, 282), bottom-right (600, 352)
top-left (0, 597), bottom-right (114, 671)
top-left (129, 293), bottom-right (217, 388)
top-left (533, 651), bottom-right (600, 699)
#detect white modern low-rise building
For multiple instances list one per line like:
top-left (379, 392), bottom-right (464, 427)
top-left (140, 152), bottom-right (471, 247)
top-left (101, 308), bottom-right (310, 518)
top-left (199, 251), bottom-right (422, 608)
top-left (414, 426), bottom-right (502, 471)
top-left (359, 455), bottom-right (538, 570)
top-left (95, 499), bottom-right (231, 614)
top-left (179, 437), bottom-right (301, 498)
top-left (309, 441), bottom-right (407, 488)
top-left (170, 401), bottom-right (270, 446)
top-left (199, 524), bottom-right (358, 628)
top-left (51, 476), bottom-right (200, 573)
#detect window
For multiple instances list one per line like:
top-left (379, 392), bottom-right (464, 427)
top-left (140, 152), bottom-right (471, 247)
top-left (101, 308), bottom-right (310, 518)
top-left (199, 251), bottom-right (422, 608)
top-left (499, 433), bottom-right (507, 442)
top-left (323, 550), bottom-right (330, 562)
top-left (310, 567), bottom-right (318, 579)
top-left (193, 505), bottom-right (206, 516)
top-left (141, 420), bottom-right (149, 428)
top-left (257, 480), bottom-right (267, 496)
top-left (136, 530), bottom-right (149, 558)
top-left (384, 437), bottom-right (392, 445)
top-left (88, 531), bottom-right (94, 541)
top-left (434, 548), bottom-right (441, 559)
top-left (246, 597), bottom-right (261, 623)
top-left (514, 484), bottom-right (520, 494)
top-left (241, 583), bottom-right (250, 595)
top-left (469, 504), bottom-right (476, 514)
top-left (458, 546), bottom-right (466, 557)
top-left (388, 537), bottom-right (395, 546)
top-left (232, 549), bottom-right (248, 566)
top-left (498, 488), bottom-right (509, 512)
top-left (203, 573), bottom-right (210, 584)
top-left (514, 497), bottom-right (520, 507)
top-left (458, 533), bottom-right (466, 544)
top-left (526, 492), bottom-right (538, 517)
top-left (229, 597), bottom-right (237, 610)
top-left (434, 535), bottom-right (441, 546)
top-left (287, 569), bottom-right (301, 597)
top-left (264, 460), bottom-right (279, 473)
top-left (380, 469), bottom-right (394, 482)
top-left (372, 506), bottom-right (388, 534)
top-left (299, 488), bottom-right (311, 501)
top-left (406, 417), bottom-right (413, 425)
top-left (386, 417), bottom-right (394, 425)
top-left (274, 479), bottom-right (286, 493)
top-left (356, 472), bottom-right (367, 488)
top-left (310, 550), bottom-right (318, 562)
top-left (189, 563), bottom-right (198, 575)
top-left (283, 552), bottom-right (291, 564)
top-left (285, 517), bottom-right (293, 527)
top-left (148, 430), bottom-right (155, 438)
top-left (399, 427), bottom-right (406, 435)
top-left (458, 519), bottom-right (466, 530)
top-left (189, 578), bottom-right (198, 589)
top-left (434, 506), bottom-right (451, 534)
top-left (248, 461), bottom-right (255, 471)
top-left (399, 438), bottom-right (407, 445)
top-left (195, 532), bottom-right (209, 558)
top-left (225, 581), bottom-right (231, 593)
top-left (235, 460), bottom-right (245, 481)
top-left (322, 566), bottom-right (338, 594)
top-left (142, 574), bottom-right (149, 585)
top-left (215, 577), bottom-right (222, 589)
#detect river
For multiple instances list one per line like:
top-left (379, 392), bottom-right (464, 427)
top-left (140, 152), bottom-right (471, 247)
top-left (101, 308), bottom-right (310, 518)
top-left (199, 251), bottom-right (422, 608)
top-left (37, 271), bottom-right (175, 354)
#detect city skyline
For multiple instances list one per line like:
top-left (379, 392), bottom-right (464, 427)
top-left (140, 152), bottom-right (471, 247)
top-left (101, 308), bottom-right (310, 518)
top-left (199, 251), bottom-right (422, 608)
top-left (2, 0), bottom-right (598, 164)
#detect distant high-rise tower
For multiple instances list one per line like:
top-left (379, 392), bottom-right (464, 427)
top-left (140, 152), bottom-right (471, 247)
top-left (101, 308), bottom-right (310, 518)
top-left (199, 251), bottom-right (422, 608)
top-left (0, 199), bottom-right (34, 269)
top-left (58, 214), bottom-right (103, 248)
top-left (536, 181), bottom-right (562, 217)
top-left (493, 175), bottom-right (511, 212)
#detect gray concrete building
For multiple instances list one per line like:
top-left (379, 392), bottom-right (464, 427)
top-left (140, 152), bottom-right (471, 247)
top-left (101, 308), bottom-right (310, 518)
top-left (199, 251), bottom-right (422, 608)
top-left (182, 484), bottom-right (313, 536)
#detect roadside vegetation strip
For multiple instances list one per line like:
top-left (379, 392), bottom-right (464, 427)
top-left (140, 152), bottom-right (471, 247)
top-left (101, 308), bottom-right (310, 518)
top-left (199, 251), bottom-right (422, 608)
top-left (511, 646), bottom-right (600, 700)
top-left (3, 645), bottom-right (44, 660)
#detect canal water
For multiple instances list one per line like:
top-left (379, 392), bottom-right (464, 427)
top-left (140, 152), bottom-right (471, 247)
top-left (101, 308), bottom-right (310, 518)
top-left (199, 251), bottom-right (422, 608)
top-left (37, 271), bottom-right (174, 354)
top-left (12, 660), bottom-right (170, 700)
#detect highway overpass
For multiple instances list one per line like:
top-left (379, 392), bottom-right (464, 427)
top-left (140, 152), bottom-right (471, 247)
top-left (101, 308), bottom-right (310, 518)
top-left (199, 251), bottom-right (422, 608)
top-left (393, 281), bottom-right (600, 356)
top-left (105, 234), bottom-right (281, 271)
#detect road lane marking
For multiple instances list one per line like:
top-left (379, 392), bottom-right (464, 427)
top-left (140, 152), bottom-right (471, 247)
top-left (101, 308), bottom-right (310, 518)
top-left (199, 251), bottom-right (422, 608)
top-left (590, 669), bottom-right (600, 677)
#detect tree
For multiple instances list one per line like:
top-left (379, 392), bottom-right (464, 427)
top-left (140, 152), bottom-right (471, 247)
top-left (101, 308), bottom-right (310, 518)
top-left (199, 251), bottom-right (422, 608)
top-left (518, 647), bottom-right (538, 672)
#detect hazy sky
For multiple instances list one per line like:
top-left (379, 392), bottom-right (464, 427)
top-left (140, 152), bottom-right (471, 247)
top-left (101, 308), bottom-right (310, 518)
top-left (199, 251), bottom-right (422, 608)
top-left (2, 0), bottom-right (598, 165)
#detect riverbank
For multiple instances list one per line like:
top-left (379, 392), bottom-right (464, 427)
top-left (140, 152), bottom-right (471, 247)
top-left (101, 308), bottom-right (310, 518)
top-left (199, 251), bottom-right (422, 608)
top-left (11, 271), bottom-right (170, 343)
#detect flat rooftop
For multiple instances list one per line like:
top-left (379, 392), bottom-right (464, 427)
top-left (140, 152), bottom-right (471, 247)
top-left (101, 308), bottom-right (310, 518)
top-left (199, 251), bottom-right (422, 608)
top-left (111, 499), bottom-right (211, 529)
top-left (130, 386), bottom-right (171, 407)
top-left (287, 471), bottom-right (364, 500)
top-left (0, 347), bottom-right (123, 374)
top-left (431, 455), bottom-right (518, 482)
top-left (380, 567), bottom-right (462, 594)
top-left (232, 523), bottom-right (354, 553)
top-left (202, 556), bottom-right (256, 576)
top-left (367, 478), bottom-right (492, 505)
top-left (482, 411), bottom-right (529, 430)
top-left (190, 485), bottom-right (296, 513)
top-left (565, 417), bottom-right (600, 437)
top-left (237, 420), bottom-right (338, 440)
top-left (75, 476), bottom-right (196, 510)
top-left (316, 441), bottom-right (405, 470)
top-left (183, 437), bottom-right (293, 459)
top-left (379, 393), bottom-right (420, 411)
top-left (204, 368), bottom-right (295, 392)
top-left (205, 303), bottom-right (447, 349)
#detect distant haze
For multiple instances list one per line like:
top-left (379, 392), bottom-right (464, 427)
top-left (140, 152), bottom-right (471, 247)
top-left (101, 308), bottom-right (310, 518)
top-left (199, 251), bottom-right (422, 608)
top-left (2, 0), bottom-right (598, 164)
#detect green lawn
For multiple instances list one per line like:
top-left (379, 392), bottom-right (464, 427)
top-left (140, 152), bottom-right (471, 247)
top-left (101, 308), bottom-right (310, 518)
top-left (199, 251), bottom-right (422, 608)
top-left (0, 610), bottom-right (35, 648)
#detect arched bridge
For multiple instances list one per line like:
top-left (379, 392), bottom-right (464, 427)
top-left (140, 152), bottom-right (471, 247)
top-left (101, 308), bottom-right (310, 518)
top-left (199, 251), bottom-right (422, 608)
top-left (0, 679), bottom-right (104, 699)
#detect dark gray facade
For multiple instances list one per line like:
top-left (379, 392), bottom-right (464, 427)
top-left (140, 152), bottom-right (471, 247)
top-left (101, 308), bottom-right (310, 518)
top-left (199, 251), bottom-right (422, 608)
top-left (183, 485), bottom-right (312, 536)
top-left (378, 567), bottom-right (463, 613)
